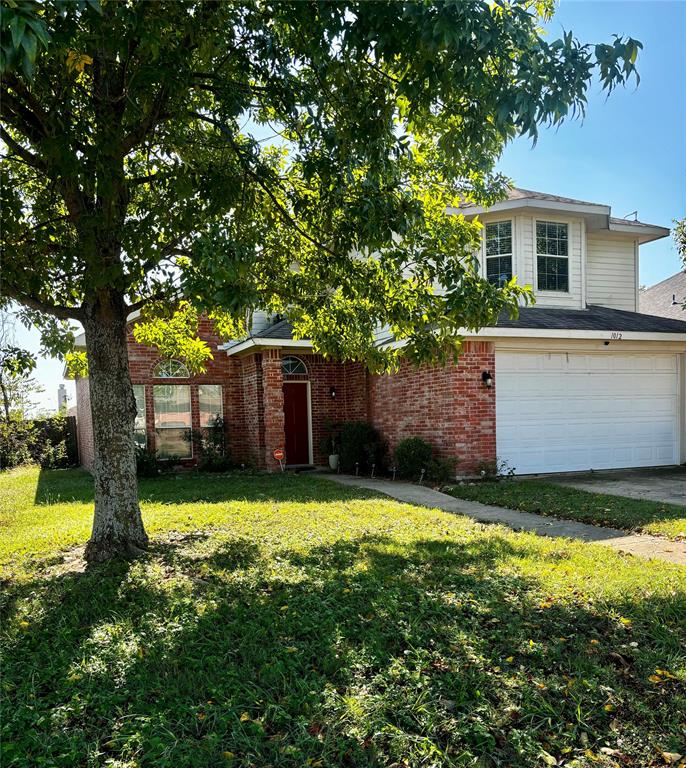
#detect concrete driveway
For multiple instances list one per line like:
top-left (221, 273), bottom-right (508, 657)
top-left (543, 466), bottom-right (686, 506)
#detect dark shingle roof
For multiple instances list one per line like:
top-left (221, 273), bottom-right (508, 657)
top-left (497, 304), bottom-right (686, 333)
top-left (248, 305), bottom-right (686, 347)
top-left (639, 273), bottom-right (686, 321)
top-left (257, 319), bottom-right (295, 339)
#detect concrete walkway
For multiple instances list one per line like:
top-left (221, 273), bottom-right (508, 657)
top-left (330, 475), bottom-right (686, 567)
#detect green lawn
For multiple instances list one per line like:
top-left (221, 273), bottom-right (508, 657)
top-left (445, 480), bottom-right (686, 542)
top-left (2, 467), bottom-right (685, 768)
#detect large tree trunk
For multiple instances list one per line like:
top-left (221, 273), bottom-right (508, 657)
top-left (83, 291), bottom-right (148, 562)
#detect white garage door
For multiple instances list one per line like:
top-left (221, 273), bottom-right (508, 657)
top-left (496, 352), bottom-right (679, 474)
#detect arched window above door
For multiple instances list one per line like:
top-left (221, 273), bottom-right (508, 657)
top-left (281, 356), bottom-right (307, 376)
top-left (153, 359), bottom-right (190, 378)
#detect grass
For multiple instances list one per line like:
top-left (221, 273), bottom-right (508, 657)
top-left (445, 480), bottom-right (686, 542)
top-left (1, 466), bottom-right (685, 768)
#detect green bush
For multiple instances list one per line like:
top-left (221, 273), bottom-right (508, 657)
top-left (0, 417), bottom-right (34, 469)
top-left (192, 416), bottom-right (233, 473)
top-left (394, 437), bottom-right (433, 480)
top-left (394, 437), bottom-right (456, 483)
top-left (338, 421), bottom-right (387, 474)
top-left (0, 414), bottom-right (72, 471)
top-left (135, 446), bottom-right (162, 477)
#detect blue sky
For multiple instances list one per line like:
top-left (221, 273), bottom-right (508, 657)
top-left (14, 0), bottom-right (686, 413)
top-left (499, 0), bottom-right (686, 285)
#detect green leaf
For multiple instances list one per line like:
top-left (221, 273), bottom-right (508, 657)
top-left (9, 14), bottom-right (25, 50)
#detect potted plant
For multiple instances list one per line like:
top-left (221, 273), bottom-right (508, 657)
top-left (320, 420), bottom-right (340, 470)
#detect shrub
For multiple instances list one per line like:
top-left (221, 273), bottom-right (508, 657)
top-left (426, 457), bottom-right (457, 484)
top-left (474, 458), bottom-right (516, 481)
top-left (0, 417), bottom-right (34, 469)
top-left (394, 437), bottom-right (433, 480)
top-left (135, 446), bottom-right (162, 477)
top-left (191, 416), bottom-right (233, 473)
top-left (338, 421), bottom-right (387, 474)
top-left (394, 437), bottom-right (456, 483)
top-left (38, 439), bottom-right (67, 469)
top-left (0, 414), bottom-right (73, 471)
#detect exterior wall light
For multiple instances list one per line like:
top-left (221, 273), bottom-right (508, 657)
top-left (329, 386), bottom-right (337, 399)
top-left (481, 371), bottom-right (493, 388)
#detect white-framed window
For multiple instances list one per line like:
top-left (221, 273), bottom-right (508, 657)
top-left (484, 220), bottom-right (513, 287)
top-left (133, 384), bottom-right (147, 448)
top-left (536, 220), bottom-right (569, 292)
top-left (153, 359), bottom-right (190, 378)
top-left (153, 384), bottom-right (192, 459)
top-left (282, 356), bottom-right (308, 376)
top-left (198, 384), bottom-right (223, 428)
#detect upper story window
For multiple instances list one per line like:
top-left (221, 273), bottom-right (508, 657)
top-left (536, 221), bottom-right (569, 292)
top-left (153, 359), bottom-right (190, 378)
top-left (282, 356), bottom-right (307, 376)
top-left (485, 221), bottom-right (513, 287)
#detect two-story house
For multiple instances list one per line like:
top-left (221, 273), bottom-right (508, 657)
top-left (73, 188), bottom-right (686, 476)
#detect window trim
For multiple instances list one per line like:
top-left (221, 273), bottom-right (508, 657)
top-left (482, 218), bottom-right (514, 287)
top-left (153, 383), bottom-right (193, 460)
top-left (534, 218), bottom-right (570, 294)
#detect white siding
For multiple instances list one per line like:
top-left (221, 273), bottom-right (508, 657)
top-left (586, 234), bottom-right (637, 311)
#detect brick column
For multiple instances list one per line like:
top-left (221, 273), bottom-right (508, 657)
top-left (261, 349), bottom-right (285, 471)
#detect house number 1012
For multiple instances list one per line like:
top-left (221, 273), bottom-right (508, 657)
top-left (609, 332), bottom-right (623, 340)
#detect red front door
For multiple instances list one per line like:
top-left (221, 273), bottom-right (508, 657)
top-left (283, 382), bottom-right (310, 464)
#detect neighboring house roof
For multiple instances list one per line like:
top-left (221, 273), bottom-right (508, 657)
top-left (496, 304), bottom-right (686, 334)
top-left (455, 187), bottom-right (669, 244)
top-left (639, 272), bottom-right (686, 321)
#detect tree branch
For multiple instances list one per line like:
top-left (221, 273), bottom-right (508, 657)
top-left (188, 111), bottom-right (339, 258)
top-left (1, 287), bottom-right (83, 321)
top-left (0, 127), bottom-right (45, 170)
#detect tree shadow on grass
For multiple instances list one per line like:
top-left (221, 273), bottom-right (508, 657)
top-left (32, 468), bottom-right (377, 506)
top-left (3, 532), bottom-right (685, 768)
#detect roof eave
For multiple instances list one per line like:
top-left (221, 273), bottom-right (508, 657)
top-left (377, 327), bottom-right (686, 348)
top-left (220, 337), bottom-right (314, 356)
top-left (448, 198), bottom-right (611, 219)
top-left (607, 221), bottom-right (670, 244)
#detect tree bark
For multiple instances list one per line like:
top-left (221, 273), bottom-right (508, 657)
top-left (83, 291), bottom-right (148, 562)
top-left (0, 380), bottom-right (10, 424)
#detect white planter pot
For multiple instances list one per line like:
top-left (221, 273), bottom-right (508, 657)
top-left (328, 454), bottom-right (339, 470)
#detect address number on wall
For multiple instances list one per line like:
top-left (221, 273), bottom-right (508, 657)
top-left (609, 332), bottom-right (623, 340)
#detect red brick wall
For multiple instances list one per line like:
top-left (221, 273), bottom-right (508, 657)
top-left (262, 350), bottom-right (285, 470)
top-left (296, 354), bottom-right (368, 465)
top-left (75, 376), bottom-right (94, 469)
top-left (73, 317), bottom-right (495, 474)
top-left (369, 341), bottom-right (496, 474)
top-left (235, 353), bottom-right (264, 467)
top-left (127, 318), bottom-right (244, 465)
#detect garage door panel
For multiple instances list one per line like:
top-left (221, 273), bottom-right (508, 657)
top-left (496, 352), bottom-right (679, 474)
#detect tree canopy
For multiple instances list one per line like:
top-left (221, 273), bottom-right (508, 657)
top-left (1, 0), bottom-right (641, 370)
